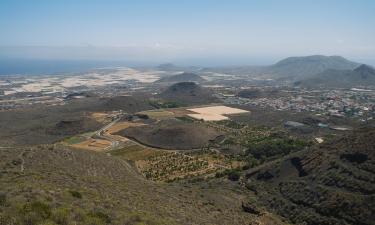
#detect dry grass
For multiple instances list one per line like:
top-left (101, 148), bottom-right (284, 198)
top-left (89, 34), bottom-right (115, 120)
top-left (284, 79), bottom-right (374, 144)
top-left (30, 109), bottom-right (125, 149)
top-left (138, 110), bottom-right (175, 119)
top-left (90, 112), bottom-right (112, 123)
top-left (110, 144), bottom-right (166, 161)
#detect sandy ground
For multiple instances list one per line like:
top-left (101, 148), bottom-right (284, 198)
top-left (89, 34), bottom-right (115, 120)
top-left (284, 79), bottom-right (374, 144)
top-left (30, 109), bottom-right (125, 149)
top-left (90, 112), bottom-right (112, 124)
top-left (72, 138), bottom-right (112, 151)
top-left (187, 113), bottom-right (229, 121)
top-left (3, 67), bottom-right (164, 94)
top-left (187, 106), bottom-right (249, 121)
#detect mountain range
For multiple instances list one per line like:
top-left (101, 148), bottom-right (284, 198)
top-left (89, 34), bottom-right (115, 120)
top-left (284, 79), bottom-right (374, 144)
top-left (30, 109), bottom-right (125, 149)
top-left (296, 64), bottom-right (375, 88)
top-left (265, 55), bottom-right (360, 80)
top-left (204, 55), bottom-right (362, 82)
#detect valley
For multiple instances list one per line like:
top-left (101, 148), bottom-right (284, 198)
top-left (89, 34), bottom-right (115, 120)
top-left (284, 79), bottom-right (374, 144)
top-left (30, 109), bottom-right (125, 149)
top-left (0, 56), bottom-right (374, 225)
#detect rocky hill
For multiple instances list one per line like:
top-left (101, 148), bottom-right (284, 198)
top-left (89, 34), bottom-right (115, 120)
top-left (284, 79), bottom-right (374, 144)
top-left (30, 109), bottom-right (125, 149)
top-left (267, 55), bottom-right (359, 79)
top-left (296, 64), bottom-right (375, 88)
top-left (117, 119), bottom-right (222, 150)
top-left (158, 82), bottom-right (218, 105)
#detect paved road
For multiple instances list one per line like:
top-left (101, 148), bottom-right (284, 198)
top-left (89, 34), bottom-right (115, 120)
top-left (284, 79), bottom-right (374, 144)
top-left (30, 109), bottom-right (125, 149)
top-left (92, 116), bottom-right (124, 151)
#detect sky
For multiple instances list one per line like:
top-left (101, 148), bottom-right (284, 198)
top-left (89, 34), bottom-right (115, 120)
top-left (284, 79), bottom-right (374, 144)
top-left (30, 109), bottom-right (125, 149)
top-left (0, 0), bottom-right (374, 66)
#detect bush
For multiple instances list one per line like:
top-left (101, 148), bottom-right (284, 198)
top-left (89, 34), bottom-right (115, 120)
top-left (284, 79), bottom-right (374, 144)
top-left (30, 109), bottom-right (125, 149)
top-left (227, 170), bottom-right (241, 181)
top-left (83, 217), bottom-right (105, 225)
top-left (242, 164), bottom-right (251, 170)
top-left (215, 170), bottom-right (226, 178)
top-left (215, 169), bottom-right (241, 181)
top-left (39, 220), bottom-right (58, 225)
top-left (0, 193), bottom-right (6, 207)
top-left (20, 201), bottom-right (52, 225)
top-left (52, 208), bottom-right (70, 225)
top-left (69, 190), bottom-right (82, 199)
top-left (87, 211), bottom-right (111, 223)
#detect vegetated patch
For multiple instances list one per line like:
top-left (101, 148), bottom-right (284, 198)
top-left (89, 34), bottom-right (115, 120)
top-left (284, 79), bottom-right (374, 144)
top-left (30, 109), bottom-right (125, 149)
top-left (110, 145), bottom-right (220, 181)
top-left (215, 120), bottom-right (246, 129)
top-left (149, 99), bottom-right (183, 109)
top-left (63, 136), bottom-right (86, 145)
top-left (340, 152), bottom-right (368, 164)
top-left (69, 190), bottom-right (83, 199)
top-left (216, 168), bottom-right (241, 181)
top-left (246, 137), bottom-right (308, 160)
top-left (290, 157), bottom-right (308, 177)
top-left (137, 109), bottom-right (175, 120)
top-left (243, 127), bottom-right (375, 225)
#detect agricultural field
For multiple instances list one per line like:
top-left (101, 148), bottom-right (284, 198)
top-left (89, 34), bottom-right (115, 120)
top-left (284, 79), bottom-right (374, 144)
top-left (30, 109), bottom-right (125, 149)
top-left (187, 105), bottom-right (250, 121)
top-left (109, 144), bottom-right (236, 182)
top-left (136, 109), bottom-right (175, 119)
top-left (116, 119), bottom-right (223, 150)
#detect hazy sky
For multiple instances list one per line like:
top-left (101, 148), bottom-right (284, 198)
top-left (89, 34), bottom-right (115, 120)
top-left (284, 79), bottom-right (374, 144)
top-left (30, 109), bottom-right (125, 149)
top-left (0, 0), bottom-right (374, 65)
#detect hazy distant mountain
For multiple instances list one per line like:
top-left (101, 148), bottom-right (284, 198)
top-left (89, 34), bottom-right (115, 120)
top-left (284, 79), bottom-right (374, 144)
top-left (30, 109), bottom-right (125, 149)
top-left (157, 72), bottom-right (206, 83)
top-left (159, 82), bottom-right (218, 105)
top-left (157, 63), bottom-right (183, 71)
top-left (157, 63), bottom-right (200, 72)
top-left (203, 55), bottom-right (360, 81)
top-left (296, 64), bottom-right (375, 88)
top-left (265, 55), bottom-right (360, 80)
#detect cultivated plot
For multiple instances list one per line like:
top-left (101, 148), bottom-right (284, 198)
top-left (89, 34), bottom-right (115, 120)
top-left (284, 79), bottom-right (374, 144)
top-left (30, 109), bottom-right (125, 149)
top-left (187, 105), bottom-right (249, 121)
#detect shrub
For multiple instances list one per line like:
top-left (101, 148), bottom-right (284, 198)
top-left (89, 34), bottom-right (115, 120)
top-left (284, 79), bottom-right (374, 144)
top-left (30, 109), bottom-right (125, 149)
top-left (52, 208), bottom-right (71, 225)
top-left (38, 220), bottom-right (58, 225)
top-left (242, 164), bottom-right (251, 170)
top-left (215, 169), bottom-right (241, 181)
top-left (87, 211), bottom-right (111, 223)
top-left (246, 138), bottom-right (308, 160)
top-left (0, 193), bottom-right (6, 207)
top-left (215, 171), bottom-right (226, 178)
top-left (20, 201), bottom-right (52, 225)
top-left (227, 170), bottom-right (241, 181)
top-left (69, 190), bottom-right (82, 199)
top-left (83, 217), bottom-right (105, 225)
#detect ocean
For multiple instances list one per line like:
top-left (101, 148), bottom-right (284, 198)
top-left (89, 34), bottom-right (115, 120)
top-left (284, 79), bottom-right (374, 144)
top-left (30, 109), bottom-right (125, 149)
top-left (0, 59), bottom-right (143, 76)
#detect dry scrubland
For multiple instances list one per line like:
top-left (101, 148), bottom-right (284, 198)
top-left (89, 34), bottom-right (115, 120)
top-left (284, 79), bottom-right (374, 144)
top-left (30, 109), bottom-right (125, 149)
top-left (0, 144), bottom-right (266, 225)
top-left (0, 81), bottom-right (372, 225)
